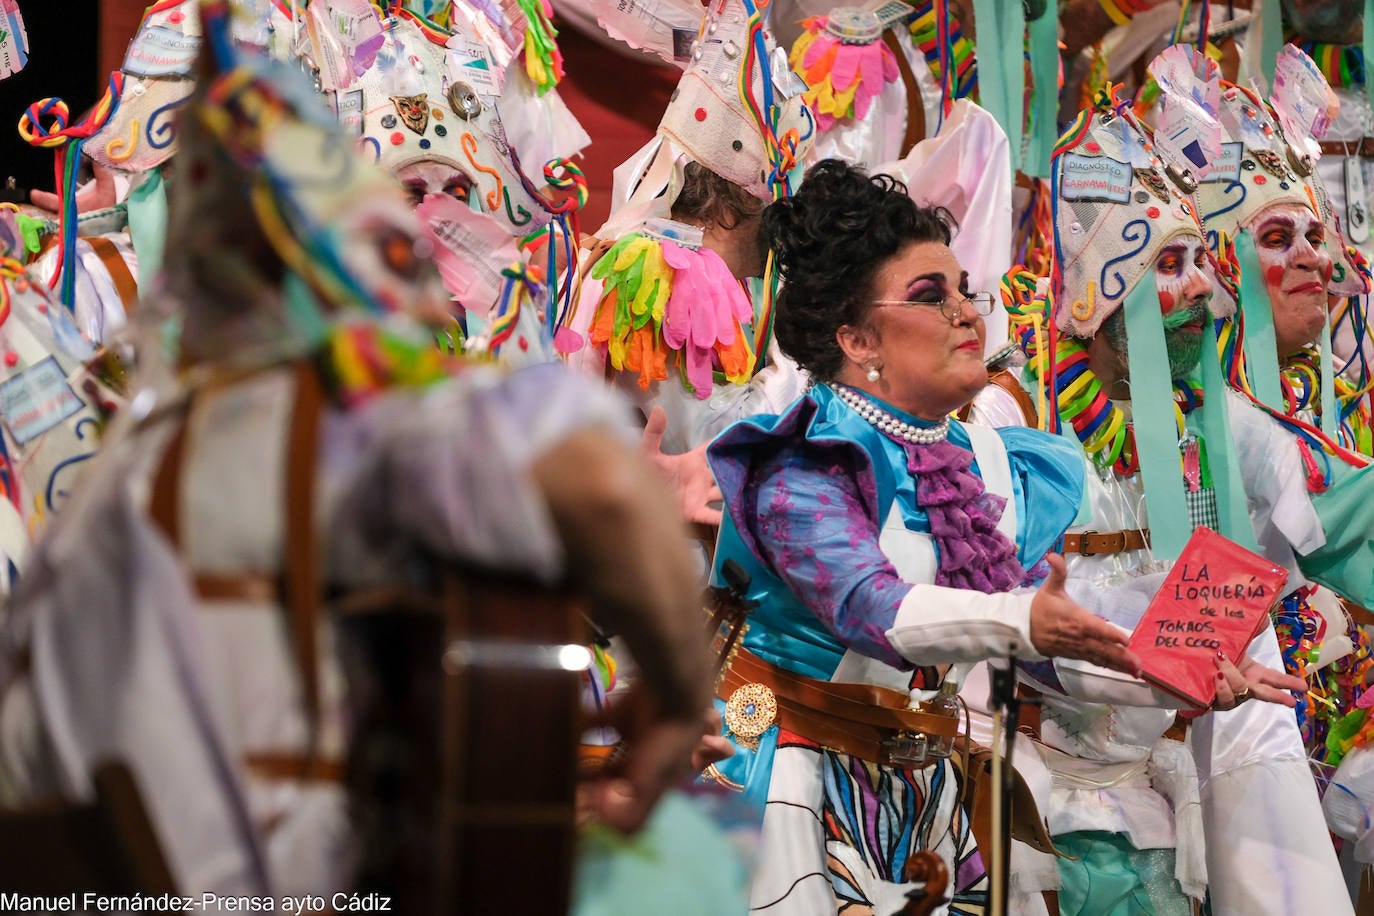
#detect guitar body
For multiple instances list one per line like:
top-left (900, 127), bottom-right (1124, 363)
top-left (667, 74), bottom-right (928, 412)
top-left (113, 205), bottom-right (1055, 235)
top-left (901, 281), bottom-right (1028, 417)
top-left (340, 569), bottom-right (586, 914)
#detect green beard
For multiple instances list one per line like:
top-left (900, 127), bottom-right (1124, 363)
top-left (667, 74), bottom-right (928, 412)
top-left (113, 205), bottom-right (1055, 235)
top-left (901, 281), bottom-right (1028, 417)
top-left (1161, 301), bottom-right (1210, 381)
top-left (1099, 300), bottom-right (1210, 384)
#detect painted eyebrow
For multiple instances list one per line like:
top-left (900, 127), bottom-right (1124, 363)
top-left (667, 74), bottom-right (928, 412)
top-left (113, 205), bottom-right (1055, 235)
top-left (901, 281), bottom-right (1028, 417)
top-left (903, 270), bottom-right (969, 289)
top-left (1257, 215), bottom-right (1297, 231)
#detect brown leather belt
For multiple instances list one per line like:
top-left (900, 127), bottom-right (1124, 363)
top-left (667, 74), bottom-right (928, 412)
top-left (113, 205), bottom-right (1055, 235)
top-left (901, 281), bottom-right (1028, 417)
top-left (718, 648), bottom-right (957, 765)
top-left (243, 752), bottom-right (344, 783)
top-left (1319, 138), bottom-right (1374, 159)
top-left (193, 573), bottom-right (278, 604)
top-left (1061, 528), bottom-right (1150, 557)
top-left (1162, 716), bottom-right (1191, 743)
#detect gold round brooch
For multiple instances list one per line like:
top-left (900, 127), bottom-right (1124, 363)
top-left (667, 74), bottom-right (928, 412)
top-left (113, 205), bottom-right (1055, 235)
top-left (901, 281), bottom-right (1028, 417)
top-left (723, 683), bottom-right (777, 750)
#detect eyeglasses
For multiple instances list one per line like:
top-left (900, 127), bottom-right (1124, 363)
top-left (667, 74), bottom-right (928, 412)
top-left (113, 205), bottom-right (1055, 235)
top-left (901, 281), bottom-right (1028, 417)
top-left (872, 292), bottom-right (997, 323)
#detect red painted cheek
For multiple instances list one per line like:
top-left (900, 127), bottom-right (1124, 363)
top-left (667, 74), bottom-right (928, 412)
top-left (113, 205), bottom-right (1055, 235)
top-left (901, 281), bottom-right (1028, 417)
top-left (1323, 261), bottom-right (1335, 283)
top-left (1158, 290), bottom-right (1177, 313)
top-left (1264, 265), bottom-right (1285, 288)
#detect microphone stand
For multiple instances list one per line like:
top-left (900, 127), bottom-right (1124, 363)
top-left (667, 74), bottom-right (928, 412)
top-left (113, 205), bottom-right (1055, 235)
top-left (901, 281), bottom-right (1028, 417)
top-left (987, 655), bottom-right (1035, 916)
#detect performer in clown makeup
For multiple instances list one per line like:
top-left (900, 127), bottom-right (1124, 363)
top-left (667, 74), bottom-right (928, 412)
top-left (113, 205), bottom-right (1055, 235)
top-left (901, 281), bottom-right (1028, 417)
top-left (970, 81), bottom-right (1362, 915)
top-left (0, 5), bottom-right (713, 903)
top-left (1250, 204), bottom-right (1336, 353)
top-left (1194, 75), bottom-right (1367, 370)
top-left (567, 0), bottom-right (816, 455)
top-left (1186, 71), bottom-right (1374, 908)
top-left (307, 0), bottom-right (595, 363)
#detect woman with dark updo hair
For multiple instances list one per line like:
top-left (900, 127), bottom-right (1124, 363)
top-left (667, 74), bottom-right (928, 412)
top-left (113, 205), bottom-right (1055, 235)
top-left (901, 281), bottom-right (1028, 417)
top-left (702, 160), bottom-right (1142, 913)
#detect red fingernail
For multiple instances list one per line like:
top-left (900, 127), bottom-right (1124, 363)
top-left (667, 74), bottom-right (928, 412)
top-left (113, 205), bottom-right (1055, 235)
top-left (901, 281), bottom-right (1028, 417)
top-left (1216, 650), bottom-right (1225, 659)
top-left (1217, 672), bottom-right (1225, 680)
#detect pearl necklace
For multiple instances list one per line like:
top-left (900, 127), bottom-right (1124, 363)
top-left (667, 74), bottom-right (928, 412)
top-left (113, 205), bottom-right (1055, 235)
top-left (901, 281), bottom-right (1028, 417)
top-left (832, 384), bottom-right (950, 445)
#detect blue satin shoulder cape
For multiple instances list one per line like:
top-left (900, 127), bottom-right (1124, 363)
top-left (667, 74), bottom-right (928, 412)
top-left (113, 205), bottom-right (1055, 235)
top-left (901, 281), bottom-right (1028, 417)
top-left (703, 384), bottom-right (1084, 802)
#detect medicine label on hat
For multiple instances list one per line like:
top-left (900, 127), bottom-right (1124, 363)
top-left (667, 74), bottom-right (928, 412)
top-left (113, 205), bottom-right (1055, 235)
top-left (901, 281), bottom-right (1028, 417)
top-left (0, 0), bottom-right (28, 81)
top-left (335, 89), bottom-right (365, 136)
top-left (447, 36), bottom-right (499, 95)
top-left (1200, 142), bottom-right (1243, 184)
top-left (124, 25), bottom-right (201, 79)
top-left (0, 358), bottom-right (84, 446)
top-left (1061, 152), bottom-right (1133, 204)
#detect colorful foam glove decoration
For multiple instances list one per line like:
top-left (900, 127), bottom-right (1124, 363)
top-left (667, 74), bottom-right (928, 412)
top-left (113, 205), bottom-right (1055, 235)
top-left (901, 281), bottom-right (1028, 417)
top-left (590, 234), bottom-right (755, 396)
top-left (789, 17), bottom-right (899, 131)
top-left (516, 0), bottom-right (565, 95)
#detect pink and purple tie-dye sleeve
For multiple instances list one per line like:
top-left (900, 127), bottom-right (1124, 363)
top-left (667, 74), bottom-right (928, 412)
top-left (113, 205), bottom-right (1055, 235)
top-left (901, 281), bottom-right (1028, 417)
top-left (743, 446), bottom-right (915, 670)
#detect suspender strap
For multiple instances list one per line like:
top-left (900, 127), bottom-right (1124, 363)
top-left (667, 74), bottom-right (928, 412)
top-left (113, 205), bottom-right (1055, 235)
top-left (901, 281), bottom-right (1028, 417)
top-left (884, 30), bottom-right (925, 156)
top-left (148, 361), bottom-right (325, 743)
top-left (83, 236), bottom-right (139, 313)
top-left (283, 363), bottom-right (324, 735)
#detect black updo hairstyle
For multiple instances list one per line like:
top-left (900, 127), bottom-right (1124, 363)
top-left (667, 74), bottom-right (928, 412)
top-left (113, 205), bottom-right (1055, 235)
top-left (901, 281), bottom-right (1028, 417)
top-left (763, 159), bottom-right (956, 380)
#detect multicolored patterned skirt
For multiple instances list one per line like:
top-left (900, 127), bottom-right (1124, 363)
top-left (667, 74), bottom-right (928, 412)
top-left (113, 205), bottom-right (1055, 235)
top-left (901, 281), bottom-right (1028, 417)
top-left (747, 729), bottom-right (987, 914)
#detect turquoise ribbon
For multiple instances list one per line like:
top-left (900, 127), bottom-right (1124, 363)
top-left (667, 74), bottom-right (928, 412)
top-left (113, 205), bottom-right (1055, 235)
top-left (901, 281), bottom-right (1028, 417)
top-left (1320, 311), bottom-right (1338, 441)
top-left (1025, 0), bottom-right (1059, 179)
top-left (126, 168), bottom-right (167, 291)
top-left (1365, 0), bottom-right (1374, 125)
top-left (1235, 230), bottom-right (1285, 409)
top-left (1123, 273), bottom-right (1192, 560)
top-left (971, 0), bottom-right (1025, 172)
top-left (1198, 319), bottom-right (1259, 550)
top-left (1260, 0), bottom-right (1282, 92)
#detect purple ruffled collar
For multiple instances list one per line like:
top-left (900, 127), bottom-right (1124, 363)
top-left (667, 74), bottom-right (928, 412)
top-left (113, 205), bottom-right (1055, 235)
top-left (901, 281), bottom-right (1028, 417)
top-left (842, 389), bottom-right (1028, 594)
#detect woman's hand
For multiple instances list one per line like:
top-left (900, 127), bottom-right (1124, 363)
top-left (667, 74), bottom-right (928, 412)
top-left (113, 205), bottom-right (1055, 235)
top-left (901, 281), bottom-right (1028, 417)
top-left (1028, 553), bottom-right (1142, 676)
top-left (582, 695), bottom-right (718, 835)
top-left (691, 708), bottom-right (734, 771)
top-left (640, 406), bottom-right (724, 527)
top-left (1211, 652), bottom-right (1306, 711)
top-left (30, 163), bottom-right (117, 215)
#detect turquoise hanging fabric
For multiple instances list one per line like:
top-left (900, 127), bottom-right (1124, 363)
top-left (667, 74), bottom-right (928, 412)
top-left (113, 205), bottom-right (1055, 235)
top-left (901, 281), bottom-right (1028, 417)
top-left (1303, 458), bottom-right (1374, 606)
top-left (1320, 314), bottom-right (1338, 440)
top-left (971, 0), bottom-right (1025, 172)
top-left (1123, 273), bottom-right (1192, 560)
top-left (1025, 0), bottom-right (1059, 179)
top-left (126, 168), bottom-right (167, 292)
top-left (1235, 231), bottom-right (1285, 409)
top-left (1260, 0), bottom-right (1282, 91)
top-left (1197, 319), bottom-right (1260, 551)
top-left (1365, 0), bottom-right (1374, 126)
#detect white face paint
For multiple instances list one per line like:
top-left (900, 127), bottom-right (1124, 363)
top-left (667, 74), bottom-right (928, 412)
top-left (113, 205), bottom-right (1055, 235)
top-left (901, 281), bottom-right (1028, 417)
top-left (1152, 233), bottom-right (1215, 380)
top-left (1152, 234), bottom-right (1214, 317)
top-left (1249, 201), bottom-right (1333, 356)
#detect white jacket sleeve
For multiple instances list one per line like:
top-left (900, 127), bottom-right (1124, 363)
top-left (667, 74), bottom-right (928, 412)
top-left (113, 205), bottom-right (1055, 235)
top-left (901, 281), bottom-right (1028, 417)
top-left (885, 584), bottom-right (1046, 664)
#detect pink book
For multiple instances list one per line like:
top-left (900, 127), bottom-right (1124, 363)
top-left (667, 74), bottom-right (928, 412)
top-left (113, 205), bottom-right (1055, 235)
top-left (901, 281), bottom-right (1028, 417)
top-left (1126, 527), bottom-right (1289, 710)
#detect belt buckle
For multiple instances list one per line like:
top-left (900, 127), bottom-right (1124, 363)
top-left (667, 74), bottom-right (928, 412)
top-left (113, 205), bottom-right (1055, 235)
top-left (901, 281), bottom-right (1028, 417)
top-left (881, 731), bottom-right (931, 768)
top-left (1074, 530), bottom-right (1100, 557)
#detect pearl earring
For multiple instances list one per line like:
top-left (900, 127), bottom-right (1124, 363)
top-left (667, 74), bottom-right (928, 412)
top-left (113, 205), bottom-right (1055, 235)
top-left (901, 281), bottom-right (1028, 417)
top-left (866, 365), bottom-right (881, 383)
